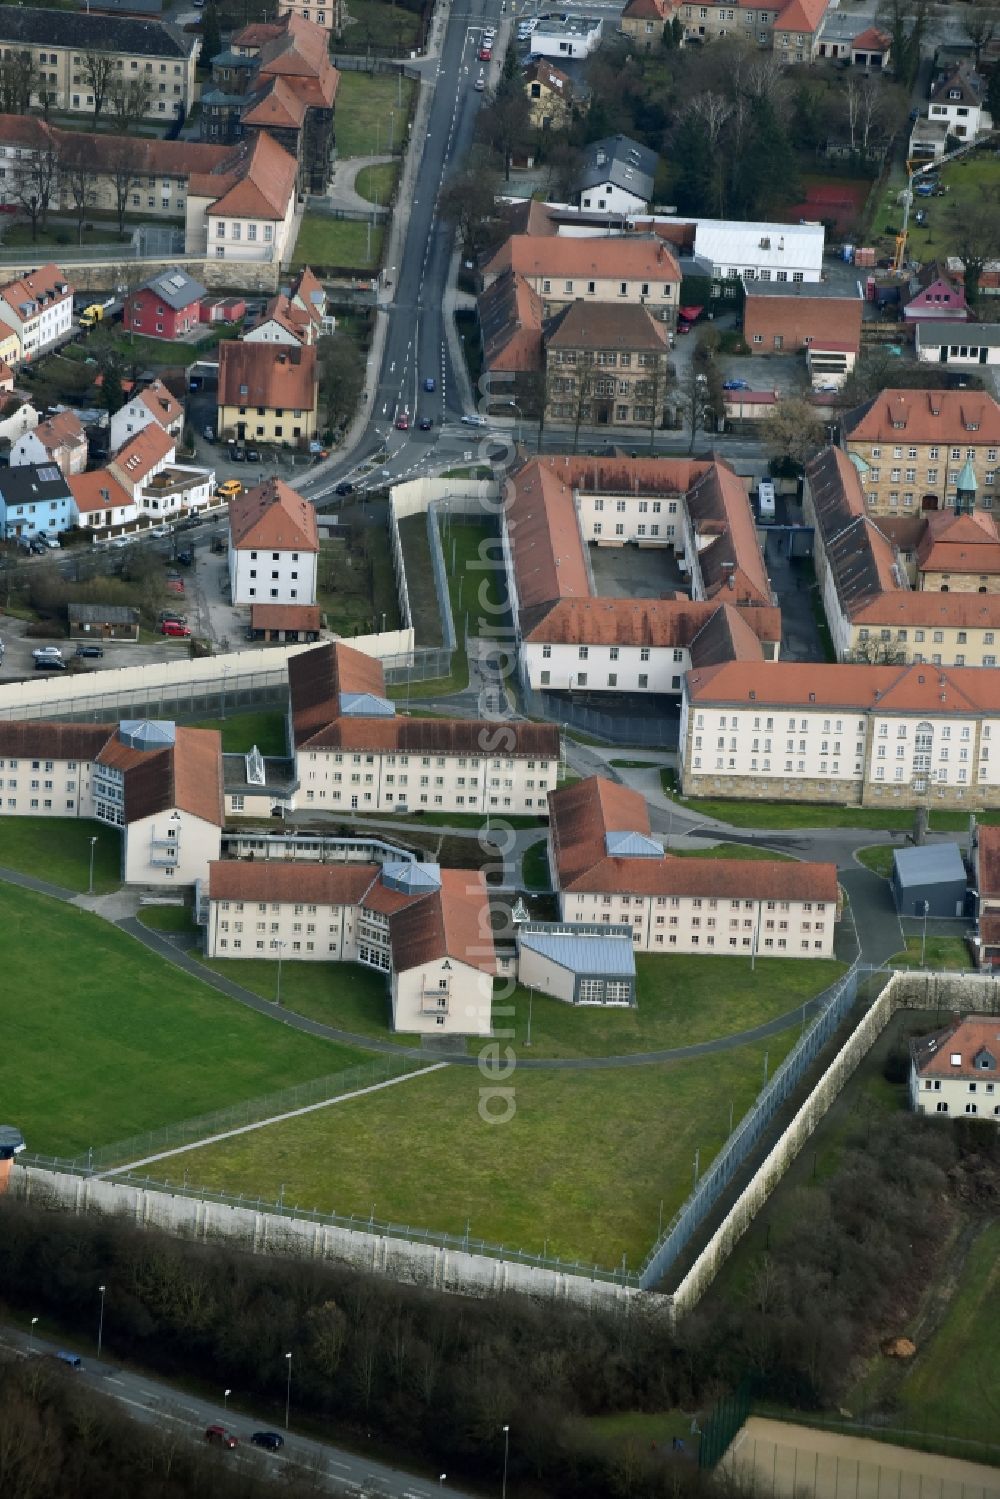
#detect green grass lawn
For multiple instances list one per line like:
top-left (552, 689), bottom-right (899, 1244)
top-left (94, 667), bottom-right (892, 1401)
top-left (892, 1220), bottom-right (1000, 1451)
top-left (160, 1030), bottom-right (799, 1268)
top-left (338, 0), bottom-right (421, 50)
top-left (670, 842), bottom-right (795, 861)
top-left (871, 153), bottom-right (1000, 270)
top-left (1, 220), bottom-right (130, 248)
top-left (332, 71), bottom-right (416, 159)
top-left (316, 532), bottom-right (400, 638)
top-left (137, 903), bottom-right (199, 936)
top-left (351, 808), bottom-right (543, 831)
top-left (198, 957), bottom-right (417, 1046)
top-left (856, 844), bottom-right (897, 878)
top-left (292, 213), bottom-right (383, 273)
top-left (888, 935), bottom-right (973, 971)
top-left (0, 883), bottom-right (368, 1157)
top-left (521, 839), bottom-right (551, 890)
top-left (188, 711), bottom-right (287, 757)
top-left (663, 770), bottom-right (998, 832)
top-left (500, 954), bottom-right (844, 1060)
top-left (0, 818), bottom-right (121, 893)
top-left (354, 162), bottom-right (399, 205)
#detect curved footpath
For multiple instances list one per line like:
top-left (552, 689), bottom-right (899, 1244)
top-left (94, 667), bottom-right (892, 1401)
top-left (1, 864), bottom-right (843, 1072)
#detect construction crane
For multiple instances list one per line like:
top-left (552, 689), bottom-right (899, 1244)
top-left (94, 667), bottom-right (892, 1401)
top-left (892, 135), bottom-right (994, 274)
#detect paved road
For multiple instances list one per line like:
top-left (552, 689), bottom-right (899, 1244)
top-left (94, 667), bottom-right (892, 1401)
top-left (0, 1323), bottom-right (468, 1499)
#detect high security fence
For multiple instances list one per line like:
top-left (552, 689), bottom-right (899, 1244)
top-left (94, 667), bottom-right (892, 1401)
top-left (637, 960), bottom-right (871, 1291)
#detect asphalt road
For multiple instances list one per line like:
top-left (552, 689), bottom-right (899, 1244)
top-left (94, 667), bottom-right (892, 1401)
top-left (0, 1323), bottom-right (471, 1499)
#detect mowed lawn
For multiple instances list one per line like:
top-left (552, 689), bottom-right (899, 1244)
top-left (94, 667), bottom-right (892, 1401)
top-left (198, 957), bottom-right (418, 1045)
top-left (0, 883), bottom-right (368, 1157)
top-left (670, 843), bottom-right (795, 861)
top-left (499, 954), bottom-right (845, 1059)
top-left (292, 213), bottom-right (383, 272)
top-left (333, 72), bottom-right (416, 159)
top-left (0, 818), bottom-right (121, 893)
top-left (896, 1220), bottom-right (1000, 1448)
top-left (163, 1031), bottom-right (799, 1268)
top-left (189, 711), bottom-right (287, 757)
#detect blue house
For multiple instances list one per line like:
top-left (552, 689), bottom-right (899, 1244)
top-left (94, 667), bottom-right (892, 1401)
top-left (0, 463), bottom-right (76, 540)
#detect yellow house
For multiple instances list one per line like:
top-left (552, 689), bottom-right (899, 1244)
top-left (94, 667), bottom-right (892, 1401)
top-left (523, 61), bottom-right (574, 130)
top-left (0, 316), bottom-right (22, 370)
top-left (217, 340), bottom-right (318, 448)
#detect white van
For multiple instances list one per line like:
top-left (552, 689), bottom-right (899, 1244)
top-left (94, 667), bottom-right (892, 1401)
top-left (758, 480), bottom-right (776, 520)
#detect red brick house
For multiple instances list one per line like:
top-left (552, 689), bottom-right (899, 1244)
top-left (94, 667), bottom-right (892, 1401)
top-left (743, 281), bottom-right (863, 355)
top-left (125, 269), bottom-right (208, 341)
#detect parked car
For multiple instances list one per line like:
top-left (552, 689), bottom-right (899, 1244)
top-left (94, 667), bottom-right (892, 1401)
top-left (34, 657), bottom-right (68, 671)
top-left (474, 73), bottom-right (485, 91)
top-left (204, 1426), bottom-right (238, 1449)
top-left (148, 525), bottom-right (171, 539)
top-left (419, 417), bottom-right (433, 431)
top-left (108, 536), bottom-right (132, 549)
top-left (176, 549), bottom-right (194, 566)
top-left (32, 646), bottom-right (63, 660)
top-left (160, 620), bottom-right (191, 637)
top-left (74, 644), bottom-right (104, 658)
top-left (229, 445), bottom-right (247, 462)
top-left (479, 45), bottom-right (492, 60)
top-left (246, 447), bottom-right (261, 463)
top-left (395, 411), bottom-right (410, 430)
top-left (39, 533), bottom-right (61, 549)
top-left (216, 479), bottom-right (243, 499)
top-left (424, 376), bottom-right (436, 392)
top-left (334, 481), bottom-right (354, 495)
top-left (461, 413), bottom-right (488, 426)
top-left (203, 425), bottom-right (215, 442)
top-left (722, 379), bottom-right (750, 391)
top-left (250, 1432), bottom-right (284, 1451)
top-left (165, 579), bottom-right (185, 595)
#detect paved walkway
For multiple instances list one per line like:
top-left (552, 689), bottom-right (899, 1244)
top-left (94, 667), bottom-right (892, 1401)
top-left (0, 865), bottom-right (852, 1072)
top-left (326, 153), bottom-right (394, 216)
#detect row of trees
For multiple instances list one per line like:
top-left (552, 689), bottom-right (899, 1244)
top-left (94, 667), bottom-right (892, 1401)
top-left (11, 132), bottom-right (152, 245)
top-left (0, 49), bottom-right (154, 130)
top-left (4, 1106), bottom-right (995, 1494)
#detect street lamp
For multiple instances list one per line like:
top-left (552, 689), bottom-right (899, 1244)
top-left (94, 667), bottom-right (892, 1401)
top-left (224, 1387), bottom-right (232, 1410)
top-left (921, 898), bottom-right (930, 967)
top-left (97, 1284), bottom-right (106, 1360)
top-left (501, 1425), bottom-right (510, 1499)
top-left (439, 1478), bottom-right (446, 1490)
top-left (220, 664), bottom-right (229, 721)
top-left (29, 1316), bottom-right (38, 1352)
top-left (525, 986), bottom-right (534, 1048)
top-left (88, 835), bottom-right (98, 895)
top-left (284, 1352), bottom-right (293, 1431)
top-left (275, 940), bottom-right (287, 1006)
top-left (506, 400), bottom-right (523, 446)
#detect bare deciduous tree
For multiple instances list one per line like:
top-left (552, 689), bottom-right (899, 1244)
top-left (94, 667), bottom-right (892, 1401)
top-left (10, 143), bottom-right (60, 242)
top-left (108, 73), bottom-right (153, 132)
top-left (82, 51), bottom-right (115, 126)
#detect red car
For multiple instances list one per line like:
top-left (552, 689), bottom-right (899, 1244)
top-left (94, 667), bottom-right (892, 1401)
top-left (479, 45), bottom-right (492, 60)
top-left (205, 1425), bottom-right (238, 1449)
top-left (395, 412), bottom-right (410, 430)
top-left (161, 620), bottom-right (190, 637)
top-left (165, 578), bottom-right (185, 594)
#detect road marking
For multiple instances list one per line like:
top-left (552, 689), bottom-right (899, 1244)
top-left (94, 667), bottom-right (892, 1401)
top-left (105, 1376), bottom-right (125, 1386)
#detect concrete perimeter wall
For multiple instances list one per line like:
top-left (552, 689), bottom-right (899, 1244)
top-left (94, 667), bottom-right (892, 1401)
top-left (389, 477), bottom-right (499, 522)
top-left (671, 972), bottom-right (1000, 1318)
top-left (11, 1165), bottom-right (666, 1319)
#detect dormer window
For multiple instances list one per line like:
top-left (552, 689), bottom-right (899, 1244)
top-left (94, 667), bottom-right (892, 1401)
top-left (950, 1053), bottom-right (962, 1065)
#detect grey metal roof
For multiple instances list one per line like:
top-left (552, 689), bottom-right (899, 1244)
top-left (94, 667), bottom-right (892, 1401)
top-left (918, 322), bottom-right (1000, 348)
top-left (140, 268), bottom-right (207, 311)
top-left (69, 603), bottom-right (140, 624)
top-left (605, 830), bottom-right (663, 859)
top-left (0, 1124), bottom-right (25, 1157)
top-left (893, 842), bottom-right (967, 888)
top-left (577, 134), bottom-right (657, 204)
top-left (518, 923), bottom-right (636, 976)
top-left (119, 719), bottom-right (176, 751)
top-left (382, 862), bottom-right (441, 894)
top-left (339, 691), bottom-right (396, 718)
top-left (0, 6), bottom-right (195, 56)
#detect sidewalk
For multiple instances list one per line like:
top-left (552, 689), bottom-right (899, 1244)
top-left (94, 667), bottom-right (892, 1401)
top-left (327, 154), bottom-right (393, 216)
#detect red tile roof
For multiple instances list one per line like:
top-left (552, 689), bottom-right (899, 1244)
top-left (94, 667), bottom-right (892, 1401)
top-left (773, 0), bottom-right (829, 34)
top-left (208, 859), bottom-right (378, 905)
top-left (242, 75), bottom-right (308, 129)
top-left (845, 389), bottom-right (1000, 445)
top-left (485, 233), bottom-right (681, 285)
top-left (911, 1016), bottom-right (1000, 1080)
top-left (69, 469), bottom-right (133, 515)
top-left (917, 510), bottom-right (1000, 576)
top-left (229, 477), bottom-right (319, 552)
top-left (851, 25), bottom-right (890, 50)
top-left (0, 721), bottom-right (114, 761)
top-left (218, 341), bottom-right (317, 413)
top-left (250, 602), bottom-right (322, 632)
top-left (685, 462), bottom-right (773, 606)
top-left (138, 379), bottom-right (184, 429)
top-left (109, 421), bottom-right (174, 489)
top-left (977, 825), bottom-right (1000, 900)
top-left (0, 262), bottom-right (71, 322)
top-left (389, 868), bottom-right (497, 976)
top-left (524, 596), bottom-right (781, 648)
top-left (686, 660), bottom-right (1000, 713)
top-left (32, 408), bottom-right (86, 454)
top-left (96, 726), bottom-right (223, 827)
top-left (195, 131), bottom-right (298, 221)
top-left (479, 269), bottom-right (544, 374)
top-left (545, 299), bottom-right (670, 353)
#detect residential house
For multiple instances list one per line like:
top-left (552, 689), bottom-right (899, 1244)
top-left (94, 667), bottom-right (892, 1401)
top-left (972, 824), bottom-right (1000, 969)
top-left (477, 269), bottom-right (545, 383)
top-left (69, 471), bottom-right (138, 533)
top-left (743, 280), bottom-right (863, 358)
top-left (523, 61), bottom-right (575, 131)
top-left (10, 409), bottom-right (87, 476)
top-left (530, 14), bottom-right (602, 57)
top-left (0, 317), bottom-right (20, 369)
top-left (909, 116), bottom-right (950, 160)
top-left (289, 642), bottom-right (560, 817)
top-left (849, 25), bottom-right (891, 66)
top-left (0, 462), bottom-right (74, 540)
top-left (548, 776), bottom-right (839, 956)
top-left (0, 717), bottom-right (222, 887)
top-left (203, 859), bottom-right (496, 1036)
top-left (72, 425), bottom-right (213, 532)
top-left (228, 477), bottom-right (319, 607)
top-left (109, 379), bottom-right (185, 452)
top-left (678, 0), bottom-right (829, 62)
top-left (805, 445), bottom-right (1000, 666)
top-left (276, 0), bottom-right (343, 33)
top-left (909, 1016), bottom-right (1000, 1117)
top-left (679, 658), bottom-right (1000, 809)
top-left (843, 388), bottom-right (1000, 515)
top-left (0, 396), bottom-right (39, 453)
top-left (124, 269), bottom-right (207, 340)
top-left (927, 64), bottom-right (993, 142)
top-left (0, 7), bottom-right (199, 122)
top-left (217, 340), bottom-right (319, 447)
top-left (244, 267), bottom-right (329, 346)
top-left (543, 300), bottom-right (671, 427)
top-left (247, 602), bottom-right (321, 642)
top-left (68, 603), bottom-right (140, 644)
top-left (916, 323), bottom-right (1000, 369)
top-left (621, 0), bottom-right (675, 50)
top-left (0, 264), bottom-right (73, 363)
top-left (200, 12), bottom-right (338, 194)
top-left (502, 455), bottom-right (777, 694)
top-left (482, 235), bottom-right (681, 324)
top-left (576, 135), bottom-right (659, 215)
top-left (904, 263), bottom-right (969, 325)
top-left (188, 130), bottom-right (299, 266)
top-left (816, 16), bottom-right (890, 64)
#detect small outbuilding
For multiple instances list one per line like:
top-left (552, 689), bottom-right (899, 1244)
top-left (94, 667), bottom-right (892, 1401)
top-left (892, 842), bottom-right (967, 919)
top-left (68, 603), bottom-right (140, 643)
top-left (516, 921), bottom-right (636, 1006)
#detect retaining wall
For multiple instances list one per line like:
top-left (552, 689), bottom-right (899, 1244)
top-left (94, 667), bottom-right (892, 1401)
top-left (12, 1165), bottom-right (666, 1318)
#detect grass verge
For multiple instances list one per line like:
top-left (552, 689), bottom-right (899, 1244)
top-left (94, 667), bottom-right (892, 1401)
top-left (188, 711), bottom-right (287, 757)
top-left (354, 161), bottom-right (399, 205)
top-left (670, 842), bottom-right (795, 862)
top-left (521, 839), bottom-right (551, 890)
top-left (292, 213), bottom-right (383, 273)
top-left (160, 1030), bottom-right (800, 1268)
top-left (198, 957), bottom-right (417, 1046)
top-left (856, 844), bottom-right (896, 878)
top-left (137, 903), bottom-right (199, 936)
top-left (0, 883), bottom-right (369, 1156)
top-left (330, 72), bottom-right (417, 159)
top-left (0, 818), bottom-right (121, 893)
top-left (888, 935), bottom-right (972, 971)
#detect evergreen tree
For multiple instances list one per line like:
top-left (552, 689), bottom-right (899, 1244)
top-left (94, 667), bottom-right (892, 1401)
top-left (733, 95), bottom-right (799, 220)
top-left (672, 111), bottom-right (714, 215)
top-left (201, 4), bottom-right (222, 64)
